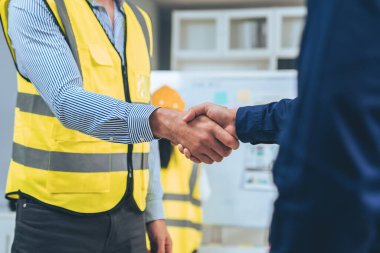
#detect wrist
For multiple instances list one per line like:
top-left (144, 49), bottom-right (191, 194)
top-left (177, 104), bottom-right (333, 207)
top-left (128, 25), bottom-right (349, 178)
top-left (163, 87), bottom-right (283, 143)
top-left (149, 108), bottom-right (179, 140)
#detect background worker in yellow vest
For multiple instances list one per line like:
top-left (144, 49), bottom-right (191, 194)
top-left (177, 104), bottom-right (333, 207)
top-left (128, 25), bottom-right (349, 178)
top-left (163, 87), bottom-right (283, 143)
top-left (0, 0), bottom-right (239, 252)
top-left (152, 86), bottom-right (204, 253)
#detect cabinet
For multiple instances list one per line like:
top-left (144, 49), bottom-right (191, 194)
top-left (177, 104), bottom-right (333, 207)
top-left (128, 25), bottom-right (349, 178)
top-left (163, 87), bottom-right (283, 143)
top-left (171, 7), bottom-right (306, 71)
top-left (274, 7), bottom-right (307, 69)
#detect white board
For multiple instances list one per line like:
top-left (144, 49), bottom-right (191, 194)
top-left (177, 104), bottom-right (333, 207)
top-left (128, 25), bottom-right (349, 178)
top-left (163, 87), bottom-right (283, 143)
top-left (151, 70), bottom-right (297, 228)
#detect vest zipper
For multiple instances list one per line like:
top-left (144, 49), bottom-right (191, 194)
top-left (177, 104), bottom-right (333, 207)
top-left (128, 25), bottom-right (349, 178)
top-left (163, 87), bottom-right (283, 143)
top-left (120, 10), bottom-right (135, 204)
top-left (81, 1), bottom-right (138, 210)
top-left (86, 0), bottom-right (135, 203)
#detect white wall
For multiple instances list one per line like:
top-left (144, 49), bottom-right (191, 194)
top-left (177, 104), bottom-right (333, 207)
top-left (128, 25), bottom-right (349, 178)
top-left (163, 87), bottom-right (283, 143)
top-left (0, 28), bottom-right (17, 210)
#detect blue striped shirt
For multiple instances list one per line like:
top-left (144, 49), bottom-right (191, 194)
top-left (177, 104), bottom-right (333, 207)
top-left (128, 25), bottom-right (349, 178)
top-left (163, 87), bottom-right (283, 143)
top-left (7, 0), bottom-right (163, 221)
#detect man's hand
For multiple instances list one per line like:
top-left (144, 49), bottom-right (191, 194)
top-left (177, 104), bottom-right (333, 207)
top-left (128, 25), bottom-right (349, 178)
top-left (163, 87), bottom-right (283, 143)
top-left (179, 103), bottom-right (239, 162)
top-left (183, 103), bottom-right (238, 137)
top-left (147, 220), bottom-right (172, 253)
top-left (150, 108), bottom-right (239, 164)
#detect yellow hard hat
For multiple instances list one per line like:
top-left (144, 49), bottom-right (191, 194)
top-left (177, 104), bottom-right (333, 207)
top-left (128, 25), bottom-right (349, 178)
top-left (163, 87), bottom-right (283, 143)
top-left (152, 85), bottom-right (185, 111)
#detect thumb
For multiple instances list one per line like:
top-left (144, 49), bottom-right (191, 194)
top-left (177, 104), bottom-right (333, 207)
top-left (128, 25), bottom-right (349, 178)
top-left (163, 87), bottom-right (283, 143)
top-left (182, 109), bottom-right (197, 122)
top-left (225, 124), bottom-right (237, 139)
top-left (182, 103), bottom-right (210, 122)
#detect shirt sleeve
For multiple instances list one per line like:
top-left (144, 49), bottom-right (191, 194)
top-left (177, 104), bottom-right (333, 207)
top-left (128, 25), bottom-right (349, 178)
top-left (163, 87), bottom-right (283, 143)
top-left (236, 99), bottom-right (296, 145)
top-left (145, 140), bottom-right (165, 223)
top-left (7, 0), bottom-right (156, 144)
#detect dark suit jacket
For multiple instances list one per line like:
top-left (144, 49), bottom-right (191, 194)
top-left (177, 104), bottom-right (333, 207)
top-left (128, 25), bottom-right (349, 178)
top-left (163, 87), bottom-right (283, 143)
top-left (236, 0), bottom-right (380, 252)
top-left (236, 99), bottom-right (295, 145)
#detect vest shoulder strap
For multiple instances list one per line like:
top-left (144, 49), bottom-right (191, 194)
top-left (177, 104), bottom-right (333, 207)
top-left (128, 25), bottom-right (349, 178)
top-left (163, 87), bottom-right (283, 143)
top-left (0, 0), bottom-right (16, 62)
top-left (125, 1), bottom-right (153, 58)
top-left (54, 0), bottom-right (82, 76)
top-left (54, 0), bottom-right (152, 67)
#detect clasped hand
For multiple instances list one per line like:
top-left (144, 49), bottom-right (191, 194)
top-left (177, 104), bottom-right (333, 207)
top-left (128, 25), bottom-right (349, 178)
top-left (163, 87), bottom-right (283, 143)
top-left (150, 103), bottom-right (239, 164)
top-left (179, 103), bottom-right (239, 163)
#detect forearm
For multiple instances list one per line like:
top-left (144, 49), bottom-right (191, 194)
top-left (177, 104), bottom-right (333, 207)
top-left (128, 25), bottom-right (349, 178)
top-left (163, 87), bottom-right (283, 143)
top-left (236, 99), bottom-right (296, 144)
top-left (56, 86), bottom-right (157, 144)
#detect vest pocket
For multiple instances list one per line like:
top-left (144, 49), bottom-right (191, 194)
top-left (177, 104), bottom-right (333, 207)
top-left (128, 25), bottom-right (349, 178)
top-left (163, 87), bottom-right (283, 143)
top-left (89, 44), bottom-right (114, 66)
top-left (46, 168), bottom-right (111, 194)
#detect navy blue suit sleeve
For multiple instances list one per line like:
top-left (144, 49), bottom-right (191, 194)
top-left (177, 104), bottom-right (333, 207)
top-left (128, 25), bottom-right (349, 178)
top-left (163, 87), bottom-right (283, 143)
top-left (236, 99), bottom-right (296, 145)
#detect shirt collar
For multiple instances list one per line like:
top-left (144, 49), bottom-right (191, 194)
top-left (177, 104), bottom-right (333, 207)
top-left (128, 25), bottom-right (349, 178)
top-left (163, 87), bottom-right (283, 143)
top-left (88, 0), bottom-right (125, 11)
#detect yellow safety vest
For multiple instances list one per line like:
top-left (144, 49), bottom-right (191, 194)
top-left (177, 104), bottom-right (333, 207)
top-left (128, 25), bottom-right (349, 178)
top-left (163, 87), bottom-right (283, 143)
top-left (161, 149), bottom-right (203, 253)
top-left (0, 0), bottom-right (153, 214)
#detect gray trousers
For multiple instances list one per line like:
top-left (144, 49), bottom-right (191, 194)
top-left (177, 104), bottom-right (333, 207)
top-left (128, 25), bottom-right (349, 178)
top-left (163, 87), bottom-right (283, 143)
top-left (12, 198), bottom-right (147, 253)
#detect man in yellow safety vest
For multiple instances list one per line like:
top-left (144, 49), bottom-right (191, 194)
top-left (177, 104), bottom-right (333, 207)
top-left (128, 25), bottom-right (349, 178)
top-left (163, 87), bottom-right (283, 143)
top-left (0, 0), bottom-right (238, 252)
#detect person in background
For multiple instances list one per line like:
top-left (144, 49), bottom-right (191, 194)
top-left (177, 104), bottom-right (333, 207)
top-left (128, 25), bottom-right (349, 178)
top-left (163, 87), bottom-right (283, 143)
top-left (152, 86), bottom-right (203, 253)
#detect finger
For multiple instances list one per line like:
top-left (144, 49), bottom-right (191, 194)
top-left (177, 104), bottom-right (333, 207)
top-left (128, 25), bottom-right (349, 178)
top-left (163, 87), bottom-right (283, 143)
top-left (197, 154), bottom-right (214, 164)
top-left (156, 239), bottom-right (165, 253)
top-left (166, 237), bottom-right (172, 253)
top-left (183, 148), bottom-right (192, 159)
top-left (207, 137), bottom-right (233, 158)
top-left (204, 146), bottom-right (224, 163)
top-left (190, 156), bottom-right (201, 164)
top-left (177, 144), bottom-right (185, 154)
top-left (182, 103), bottom-right (210, 122)
top-left (213, 125), bottom-right (240, 150)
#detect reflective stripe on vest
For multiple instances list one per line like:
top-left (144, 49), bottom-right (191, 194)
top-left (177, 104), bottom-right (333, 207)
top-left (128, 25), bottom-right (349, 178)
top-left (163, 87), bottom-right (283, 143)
top-left (163, 194), bottom-right (201, 207)
top-left (12, 143), bottom-right (148, 172)
top-left (17, 93), bottom-right (54, 117)
top-left (163, 164), bottom-right (201, 207)
top-left (166, 220), bottom-right (202, 231)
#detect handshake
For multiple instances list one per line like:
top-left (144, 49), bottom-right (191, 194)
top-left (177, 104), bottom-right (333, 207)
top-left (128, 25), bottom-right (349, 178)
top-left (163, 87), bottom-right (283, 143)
top-left (150, 103), bottom-right (239, 164)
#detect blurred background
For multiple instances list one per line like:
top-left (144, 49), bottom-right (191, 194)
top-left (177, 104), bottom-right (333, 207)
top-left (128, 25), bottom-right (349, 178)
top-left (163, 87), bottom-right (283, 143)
top-left (0, 0), bottom-right (305, 252)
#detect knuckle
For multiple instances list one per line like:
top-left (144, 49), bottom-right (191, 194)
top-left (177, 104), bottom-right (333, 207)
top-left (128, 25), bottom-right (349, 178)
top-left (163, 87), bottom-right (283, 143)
top-left (205, 136), bottom-right (213, 144)
top-left (194, 141), bottom-right (202, 149)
